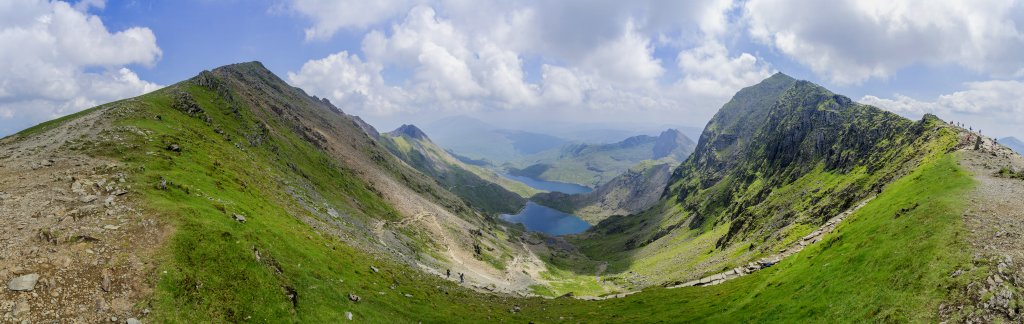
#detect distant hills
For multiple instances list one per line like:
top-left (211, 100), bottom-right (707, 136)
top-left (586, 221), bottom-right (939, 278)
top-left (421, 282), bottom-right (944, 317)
top-left (508, 129), bottom-right (695, 188)
top-left (422, 116), bottom-right (567, 162)
top-left (531, 161), bottom-right (674, 224)
top-left (379, 124), bottom-right (539, 215)
top-left (1000, 136), bottom-right (1024, 155)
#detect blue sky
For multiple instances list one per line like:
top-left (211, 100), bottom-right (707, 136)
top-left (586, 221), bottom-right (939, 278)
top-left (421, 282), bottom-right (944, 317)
top-left (1, 0), bottom-right (1022, 139)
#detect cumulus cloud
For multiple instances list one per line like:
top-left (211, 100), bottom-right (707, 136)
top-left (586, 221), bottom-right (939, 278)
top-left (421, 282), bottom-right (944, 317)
top-left (0, 0), bottom-right (162, 135)
top-left (289, 1), bottom-right (773, 126)
top-left (287, 51), bottom-right (406, 115)
top-left (676, 40), bottom-right (773, 98)
top-left (745, 0), bottom-right (1024, 84)
top-left (288, 0), bottom-right (414, 41)
top-left (861, 80), bottom-right (1024, 137)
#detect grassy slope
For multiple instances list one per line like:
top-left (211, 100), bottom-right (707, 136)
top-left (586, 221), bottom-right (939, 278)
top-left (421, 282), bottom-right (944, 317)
top-left (78, 82), bottom-right (525, 322)
top-left (572, 82), bottom-right (949, 289)
top-left (522, 150), bottom-right (974, 322)
top-left (379, 132), bottom-right (538, 215)
top-left (14, 67), bottom-right (977, 322)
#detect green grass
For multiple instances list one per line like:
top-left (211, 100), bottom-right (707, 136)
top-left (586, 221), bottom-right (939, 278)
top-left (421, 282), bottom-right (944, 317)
top-left (81, 81), bottom-right (529, 322)
top-left (17, 64), bottom-right (979, 322)
top-left (519, 152), bottom-right (974, 322)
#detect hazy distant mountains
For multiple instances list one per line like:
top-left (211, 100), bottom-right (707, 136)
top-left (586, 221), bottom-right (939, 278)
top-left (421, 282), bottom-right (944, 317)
top-left (509, 129), bottom-right (695, 188)
top-left (422, 116), bottom-right (567, 163)
top-left (1000, 137), bottom-right (1024, 155)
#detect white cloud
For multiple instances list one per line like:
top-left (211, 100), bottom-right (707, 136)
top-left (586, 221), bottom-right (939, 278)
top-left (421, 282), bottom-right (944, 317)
top-left (289, 1), bottom-right (775, 127)
top-left (579, 21), bottom-right (665, 88)
top-left (289, 0), bottom-right (414, 41)
top-left (287, 51), bottom-right (406, 115)
top-left (0, 0), bottom-right (161, 135)
top-left (862, 80), bottom-right (1024, 137)
top-left (676, 40), bottom-right (773, 98)
top-left (745, 0), bottom-right (1024, 84)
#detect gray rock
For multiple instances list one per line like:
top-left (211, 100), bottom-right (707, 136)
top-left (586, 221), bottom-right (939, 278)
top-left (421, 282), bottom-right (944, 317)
top-left (126, 318), bottom-right (142, 324)
top-left (166, 144), bottom-right (181, 152)
top-left (232, 214), bottom-right (247, 223)
top-left (345, 311), bottom-right (353, 320)
top-left (7, 273), bottom-right (40, 291)
top-left (80, 195), bottom-right (98, 203)
top-left (348, 293), bottom-right (360, 302)
top-left (370, 266), bottom-right (379, 273)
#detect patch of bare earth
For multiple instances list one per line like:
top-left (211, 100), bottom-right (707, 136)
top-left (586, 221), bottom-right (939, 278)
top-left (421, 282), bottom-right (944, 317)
top-left (941, 131), bottom-right (1024, 322)
top-left (0, 108), bottom-right (169, 323)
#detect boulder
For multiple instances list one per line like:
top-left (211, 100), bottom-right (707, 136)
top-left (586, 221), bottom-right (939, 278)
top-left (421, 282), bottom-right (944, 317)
top-left (80, 195), bottom-right (98, 203)
top-left (7, 273), bottom-right (40, 291)
top-left (348, 293), bottom-right (361, 302)
top-left (232, 214), bottom-right (247, 223)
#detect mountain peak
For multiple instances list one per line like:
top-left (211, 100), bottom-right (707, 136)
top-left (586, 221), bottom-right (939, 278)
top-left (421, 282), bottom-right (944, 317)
top-left (212, 61), bottom-right (269, 74)
top-left (389, 124), bottom-right (430, 140)
top-left (653, 128), bottom-right (694, 159)
top-left (769, 71), bottom-right (793, 80)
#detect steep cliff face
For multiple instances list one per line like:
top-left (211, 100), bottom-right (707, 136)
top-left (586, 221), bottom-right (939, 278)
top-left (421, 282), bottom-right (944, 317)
top-left (576, 73), bottom-right (954, 286)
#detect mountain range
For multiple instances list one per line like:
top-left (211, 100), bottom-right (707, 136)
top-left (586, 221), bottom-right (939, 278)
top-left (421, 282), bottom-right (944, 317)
top-left (1, 64), bottom-right (1022, 322)
top-left (1000, 136), bottom-right (1024, 154)
top-left (508, 129), bottom-right (695, 188)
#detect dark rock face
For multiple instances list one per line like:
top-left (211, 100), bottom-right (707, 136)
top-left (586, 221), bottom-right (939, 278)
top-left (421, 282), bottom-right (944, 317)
top-left (686, 72), bottom-right (798, 185)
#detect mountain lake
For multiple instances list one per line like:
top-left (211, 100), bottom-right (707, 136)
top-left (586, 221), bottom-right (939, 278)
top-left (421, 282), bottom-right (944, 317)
top-left (500, 202), bottom-right (591, 236)
top-left (501, 174), bottom-right (593, 194)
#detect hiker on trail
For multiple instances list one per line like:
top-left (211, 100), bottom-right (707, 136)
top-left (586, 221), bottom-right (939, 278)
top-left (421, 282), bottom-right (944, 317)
top-left (446, 269), bottom-right (450, 279)
top-left (459, 273), bottom-right (465, 284)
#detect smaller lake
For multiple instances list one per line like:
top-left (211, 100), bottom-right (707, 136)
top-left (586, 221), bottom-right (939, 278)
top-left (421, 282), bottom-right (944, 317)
top-left (502, 174), bottom-right (593, 194)
top-left (500, 202), bottom-right (591, 236)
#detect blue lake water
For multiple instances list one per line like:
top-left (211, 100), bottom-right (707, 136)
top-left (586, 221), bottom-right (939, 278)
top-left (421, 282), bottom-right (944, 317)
top-left (500, 202), bottom-right (591, 236)
top-left (501, 174), bottom-right (593, 194)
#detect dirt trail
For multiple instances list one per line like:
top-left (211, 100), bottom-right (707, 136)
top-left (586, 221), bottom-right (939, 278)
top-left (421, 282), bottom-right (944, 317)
top-left (941, 130), bottom-right (1024, 322)
top-left (0, 106), bottom-right (168, 323)
top-left (669, 195), bottom-right (875, 288)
